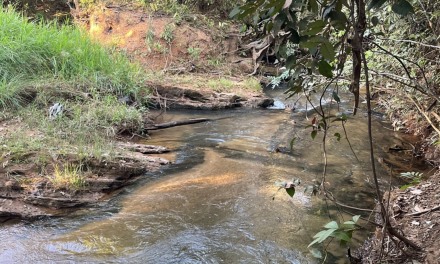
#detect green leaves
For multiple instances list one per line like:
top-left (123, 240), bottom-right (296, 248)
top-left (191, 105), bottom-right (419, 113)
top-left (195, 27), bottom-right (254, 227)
top-left (284, 84), bottom-right (303, 98)
top-left (331, 231), bottom-right (351, 242)
top-left (308, 228), bottom-right (337, 247)
top-left (273, 178), bottom-right (301, 199)
top-left (332, 91), bottom-right (340, 103)
top-left (367, 0), bottom-right (387, 11)
top-left (273, 13), bottom-right (286, 35)
top-left (290, 137), bottom-right (297, 151)
top-left (299, 36), bottom-right (325, 48)
top-left (229, 7), bottom-right (241, 18)
top-left (367, 0), bottom-right (413, 15)
top-left (302, 20), bottom-right (325, 35)
top-left (308, 215), bottom-right (360, 248)
top-left (371, 16), bottom-right (379, 26)
top-left (311, 130), bottom-right (317, 139)
top-left (286, 55), bottom-right (297, 69)
top-left (353, 215), bottom-right (360, 223)
top-left (300, 38), bottom-right (336, 72)
top-left (332, 113), bottom-right (347, 122)
top-left (320, 42), bottom-right (335, 61)
top-left (308, 0), bottom-right (319, 15)
top-left (286, 187), bottom-right (296, 197)
top-left (329, 10), bottom-right (348, 30)
top-left (319, 60), bottom-right (333, 78)
top-left (289, 29), bottom-right (300, 44)
top-left (334, 132), bottom-right (341, 141)
top-left (324, 221), bottom-right (339, 229)
top-left (392, 0), bottom-right (415, 16)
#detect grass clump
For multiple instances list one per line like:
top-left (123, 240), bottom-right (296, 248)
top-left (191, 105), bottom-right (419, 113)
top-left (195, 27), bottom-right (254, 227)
top-left (208, 77), bottom-right (234, 92)
top-left (0, 5), bottom-right (142, 109)
top-left (0, 5), bottom-right (149, 186)
top-left (16, 95), bottom-right (145, 161)
top-left (207, 77), bottom-right (261, 93)
top-left (243, 77), bottom-right (262, 92)
top-left (48, 163), bottom-right (88, 190)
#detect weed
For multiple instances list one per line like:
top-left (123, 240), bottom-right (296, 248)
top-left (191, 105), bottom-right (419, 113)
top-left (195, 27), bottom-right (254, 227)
top-left (0, 75), bottom-right (28, 109)
top-left (400, 172), bottom-right (423, 189)
top-left (154, 43), bottom-right (168, 53)
top-left (208, 58), bottom-right (222, 67)
top-left (161, 24), bottom-right (175, 44)
top-left (145, 29), bottom-right (155, 48)
top-left (218, 21), bottom-right (229, 28)
top-left (48, 163), bottom-right (88, 190)
top-left (187, 47), bottom-right (201, 60)
top-left (208, 77), bottom-right (234, 92)
top-left (243, 77), bottom-right (262, 92)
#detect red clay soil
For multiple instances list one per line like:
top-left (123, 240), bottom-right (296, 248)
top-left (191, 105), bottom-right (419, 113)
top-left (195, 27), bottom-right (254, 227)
top-left (81, 4), bottom-right (241, 72)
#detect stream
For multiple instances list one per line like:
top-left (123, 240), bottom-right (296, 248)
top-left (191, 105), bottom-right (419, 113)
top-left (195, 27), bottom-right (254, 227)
top-left (0, 87), bottom-right (428, 263)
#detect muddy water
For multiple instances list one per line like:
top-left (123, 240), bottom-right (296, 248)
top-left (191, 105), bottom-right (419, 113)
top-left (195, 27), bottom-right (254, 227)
top-left (0, 88), bottom-right (428, 263)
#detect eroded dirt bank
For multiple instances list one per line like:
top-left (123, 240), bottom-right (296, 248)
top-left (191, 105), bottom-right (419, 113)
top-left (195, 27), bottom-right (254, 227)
top-left (0, 138), bottom-right (170, 219)
top-left (148, 82), bottom-right (274, 110)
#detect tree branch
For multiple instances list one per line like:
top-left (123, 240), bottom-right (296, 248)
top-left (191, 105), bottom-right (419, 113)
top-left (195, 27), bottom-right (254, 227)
top-left (363, 48), bottom-right (421, 251)
top-left (378, 38), bottom-right (440, 50)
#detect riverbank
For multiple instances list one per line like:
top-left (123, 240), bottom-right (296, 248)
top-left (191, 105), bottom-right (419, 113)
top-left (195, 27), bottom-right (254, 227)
top-left (0, 2), bottom-right (273, 219)
top-left (356, 171), bottom-right (440, 263)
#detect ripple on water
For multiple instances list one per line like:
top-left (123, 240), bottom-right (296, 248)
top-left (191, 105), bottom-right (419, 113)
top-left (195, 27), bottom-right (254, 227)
top-left (0, 91), bottom-right (406, 263)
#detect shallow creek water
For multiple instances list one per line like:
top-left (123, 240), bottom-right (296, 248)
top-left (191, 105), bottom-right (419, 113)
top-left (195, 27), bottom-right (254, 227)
top-left (0, 87), bottom-right (429, 263)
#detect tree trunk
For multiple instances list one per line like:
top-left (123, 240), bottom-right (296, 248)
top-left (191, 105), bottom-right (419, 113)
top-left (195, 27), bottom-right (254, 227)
top-left (350, 0), bottom-right (367, 115)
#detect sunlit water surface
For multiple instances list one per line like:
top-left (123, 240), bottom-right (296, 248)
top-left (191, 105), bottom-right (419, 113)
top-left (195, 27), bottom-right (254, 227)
top-left (0, 87), bottom-right (428, 263)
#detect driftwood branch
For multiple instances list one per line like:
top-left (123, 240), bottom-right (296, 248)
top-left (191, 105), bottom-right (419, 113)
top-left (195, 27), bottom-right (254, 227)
top-left (378, 38), bottom-right (440, 50)
top-left (407, 204), bottom-right (440, 216)
top-left (144, 117), bottom-right (229, 131)
top-left (407, 95), bottom-right (440, 136)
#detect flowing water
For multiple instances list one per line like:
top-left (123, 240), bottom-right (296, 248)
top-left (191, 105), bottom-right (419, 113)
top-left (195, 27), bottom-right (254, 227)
top-left (0, 87), bottom-right (429, 263)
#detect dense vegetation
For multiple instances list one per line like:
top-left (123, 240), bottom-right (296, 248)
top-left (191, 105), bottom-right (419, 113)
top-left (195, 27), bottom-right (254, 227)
top-left (0, 5), bottom-right (146, 164)
top-left (231, 0), bottom-right (439, 262)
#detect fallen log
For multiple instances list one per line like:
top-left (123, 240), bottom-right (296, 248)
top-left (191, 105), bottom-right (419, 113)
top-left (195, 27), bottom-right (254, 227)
top-left (144, 117), bottom-right (229, 131)
top-left (377, 157), bottom-right (416, 173)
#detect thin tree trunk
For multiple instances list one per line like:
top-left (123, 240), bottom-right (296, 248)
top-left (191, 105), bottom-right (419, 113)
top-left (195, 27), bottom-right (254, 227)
top-left (362, 50), bottom-right (421, 251)
top-left (350, 0), bottom-right (367, 115)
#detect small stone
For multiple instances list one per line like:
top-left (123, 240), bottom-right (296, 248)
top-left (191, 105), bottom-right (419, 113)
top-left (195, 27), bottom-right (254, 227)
top-left (411, 221), bottom-right (420, 226)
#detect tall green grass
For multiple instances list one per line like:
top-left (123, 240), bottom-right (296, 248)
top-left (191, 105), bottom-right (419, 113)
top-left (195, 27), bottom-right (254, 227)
top-left (0, 6), bottom-right (141, 109)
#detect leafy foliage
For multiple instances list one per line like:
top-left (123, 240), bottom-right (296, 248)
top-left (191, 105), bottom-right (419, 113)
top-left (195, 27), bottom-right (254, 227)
top-left (309, 215), bottom-right (360, 248)
top-left (230, 0), bottom-right (418, 113)
top-left (273, 178), bottom-right (301, 199)
top-left (367, 0), bottom-right (440, 147)
top-left (400, 171), bottom-right (423, 189)
top-left (232, 0), bottom-right (430, 258)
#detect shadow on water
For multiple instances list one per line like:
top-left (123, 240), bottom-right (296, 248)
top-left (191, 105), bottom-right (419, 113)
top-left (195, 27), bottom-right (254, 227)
top-left (0, 86), bottom-right (431, 263)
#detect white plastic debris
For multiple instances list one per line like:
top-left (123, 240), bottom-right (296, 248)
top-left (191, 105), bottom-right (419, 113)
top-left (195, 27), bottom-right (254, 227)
top-left (49, 103), bottom-right (64, 119)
